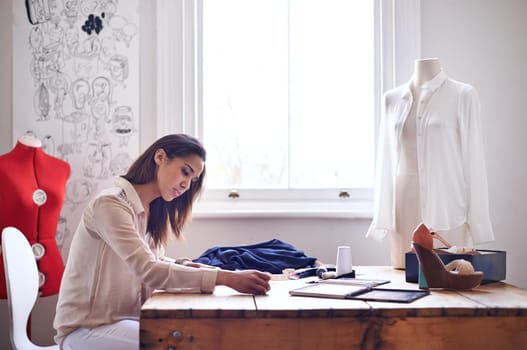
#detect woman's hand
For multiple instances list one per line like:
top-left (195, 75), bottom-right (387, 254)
top-left (216, 269), bottom-right (271, 295)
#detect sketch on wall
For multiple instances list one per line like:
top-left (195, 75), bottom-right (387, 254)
top-left (13, 0), bottom-right (139, 260)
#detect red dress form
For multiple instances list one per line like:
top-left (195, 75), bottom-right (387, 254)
top-left (0, 141), bottom-right (70, 298)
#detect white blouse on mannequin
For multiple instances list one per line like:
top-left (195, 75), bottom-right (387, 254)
top-left (367, 58), bottom-right (494, 268)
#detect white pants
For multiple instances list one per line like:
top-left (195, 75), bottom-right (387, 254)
top-left (62, 319), bottom-right (139, 350)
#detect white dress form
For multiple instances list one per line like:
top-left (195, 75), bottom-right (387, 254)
top-left (391, 58), bottom-right (473, 269)
top-left (412, 58), bottom-right (442, 87)
top-left (392, 82), bottom-right (422, 269)
top-left (392, 58), bottom-right (437, 269)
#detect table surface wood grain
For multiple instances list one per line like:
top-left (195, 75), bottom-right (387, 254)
top-left (140, 266), bottom-right (527, 350)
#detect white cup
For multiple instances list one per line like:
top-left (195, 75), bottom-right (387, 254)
top-left (336, 246), bottom-right (353, 276)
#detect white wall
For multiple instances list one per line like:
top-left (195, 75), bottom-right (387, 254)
top-left (1, 1), bottom-right (526, 349)
top-left (419, 0), bottom-right (527, 291)
top-left (0, 0), bottom-right (12, 153)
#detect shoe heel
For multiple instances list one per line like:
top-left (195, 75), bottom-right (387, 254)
top-left (412, 242), bottom-right (483, 290)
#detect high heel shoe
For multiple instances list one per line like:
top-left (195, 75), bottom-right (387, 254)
top-left (412, 243), bottom-right (483, 289)
top-left (411, 223), bottom-right (479, 255)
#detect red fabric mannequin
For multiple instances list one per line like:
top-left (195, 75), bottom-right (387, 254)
top-left (0, 137), bottom-right (70, 298)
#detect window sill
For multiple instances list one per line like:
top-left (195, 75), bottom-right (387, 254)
top-left (192, 200), bottom-right (373, 219)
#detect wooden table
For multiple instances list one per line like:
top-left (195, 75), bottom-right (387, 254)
top-left (140, 266), bottom-right (527, 350)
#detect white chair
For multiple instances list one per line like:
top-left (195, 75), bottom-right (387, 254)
top-left (1, 226), bottom-right (59, 350)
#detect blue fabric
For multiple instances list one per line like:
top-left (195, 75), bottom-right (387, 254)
top-left (192, 239), bottom-right (317, 274)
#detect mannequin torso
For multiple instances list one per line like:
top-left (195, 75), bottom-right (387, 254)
top-left (392, 58), bottom-right (443, 268)
top-left (368, 57), bottom-right (494, 268)
top-left (400, 58), bottom-right (442, 173)
top-left (412, 58), bottom-right (442, 87)
top-left (0, 137), bottom-right (70, 297)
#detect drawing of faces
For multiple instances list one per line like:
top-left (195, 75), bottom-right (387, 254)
top-left (55, 216), bottom-right (69, 250)
top-left (83, 142), bottom-right (111, 179)
top-left (92, 76), bottom-right (111, 99)
top-left (91, 98), bottom-right (110, 117)
top-left (66, 178), bottom-right (95, 209)
top-left (31, 45), bottom-right (62, 83)
top-left (109, 55), bottom-right (128, 83)
top-left (111, 106), bottom-right (134, 147)
top-left (29, 27), bottom-right (44, 52)
top-left (57, 143), bottom-right (75, 161)
top-left (79, 35), bottom-right (101, 55)
top-left (109, 15), bottom-right (137, 48)
top-left (34, 83), bottom-right (50, 121)
top-left (63, 110), bottom-right (90, 152)
top-left (30, 44), bottom-right (61, 85)
top-left (48, 16), bottom-right (64, 46)
top-left (41, 135), bottom-right (56, 155)
top-left (64, 29), bottom-right (79, 58)
top-left (71, 78), bottom-right (90, 109)
top-left (26, 0), bottom-right (52, 25)
top-left (50, 72), bottom-right (71, 119)
top-left (91, 103), bottom-right (110, 138)
top-left (47, 43), bottom-right (66, 72)
top-left (63, 0), bottom-right (80, 28)
top-left (50, 72), bottom-right (71, 93)
top-left (99, 37), bottom-right (116, 67)
top-left (101, 0), bottom-right (117, 20)
top-left (110, 152), bottom-right (133, 176)
top-left (50, 70), bottom-right (70, 92)
top-left (30, 56), bottom-right (42, 84)
top-left (121, 22), bottom-right (137, 48)
top-left (74, 36), bottom-right (101, 77)
top-left (90, 76), bottom-right (112, 135)
top-left (79, 0), bottom-right (101, 17)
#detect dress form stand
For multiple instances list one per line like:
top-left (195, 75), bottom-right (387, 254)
top-left (0, 134), bottom-right (70, 339)
top-left (0, 134), bottom-right (70, 298)
top-left (391, 58), bottom-right (441, 269)
top-left (369, 56), bottom-right (493, 268)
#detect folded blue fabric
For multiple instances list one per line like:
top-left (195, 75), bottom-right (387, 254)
top-left (192, 239), bottom-right (317, 274)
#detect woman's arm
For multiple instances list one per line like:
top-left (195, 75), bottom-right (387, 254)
top-left (216, 269), bottom-right (271, 295)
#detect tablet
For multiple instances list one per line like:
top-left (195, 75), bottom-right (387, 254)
top-left (348, 288), bottom-right (430, 303)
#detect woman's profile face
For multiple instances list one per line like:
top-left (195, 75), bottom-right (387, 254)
top-left (155, 151), bottom-right (204, 202)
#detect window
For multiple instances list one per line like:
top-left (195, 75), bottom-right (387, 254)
top-left (202, 0), bottom-right (374, 190)
top-left (155, 0), bottom-right (420, 217)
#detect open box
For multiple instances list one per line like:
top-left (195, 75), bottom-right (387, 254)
top-left (405, 249), bottom-right (506, 284)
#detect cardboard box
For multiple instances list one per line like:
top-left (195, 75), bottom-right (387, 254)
top-left (405, 249), bottom-right (506, 284)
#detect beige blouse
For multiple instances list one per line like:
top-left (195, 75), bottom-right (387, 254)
top-left (53, 177), bottom-right (217, 345)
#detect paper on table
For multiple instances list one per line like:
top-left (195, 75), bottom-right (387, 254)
top-left (289, 282), bottom-right (370, 299)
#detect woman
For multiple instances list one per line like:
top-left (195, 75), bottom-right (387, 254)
top-left (54, 134), bottom-right (271, 349)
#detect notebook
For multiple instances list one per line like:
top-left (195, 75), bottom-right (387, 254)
top-left (289, 278), bottom-right (429, 303)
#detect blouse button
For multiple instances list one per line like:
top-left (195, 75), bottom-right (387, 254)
top-left (32, 189), bottom-right (47, 206)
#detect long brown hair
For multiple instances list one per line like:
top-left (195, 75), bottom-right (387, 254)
top-left (122, 134), bottom-right (206, 246)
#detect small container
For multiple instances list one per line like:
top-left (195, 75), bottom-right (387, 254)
top-left (336, 246), bottom-right (353, 277)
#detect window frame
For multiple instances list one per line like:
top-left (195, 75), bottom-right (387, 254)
top-left (155, 0), bottom-right (421, 218)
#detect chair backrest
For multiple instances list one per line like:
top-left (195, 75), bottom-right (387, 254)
top-left (1, 226), bottom-right (59, 350)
